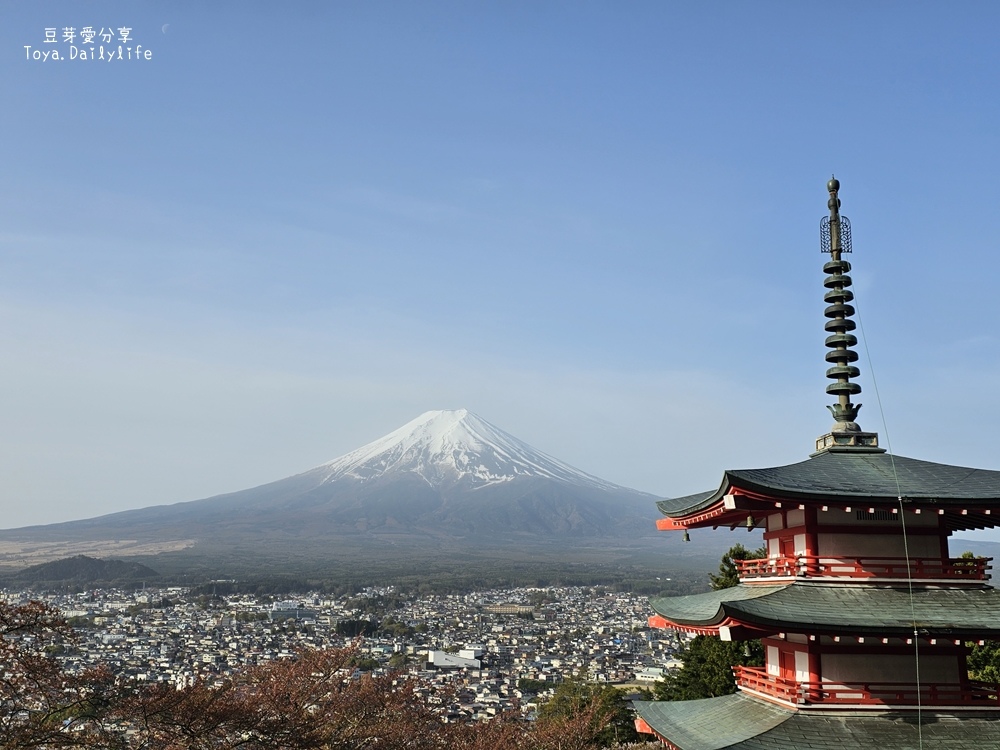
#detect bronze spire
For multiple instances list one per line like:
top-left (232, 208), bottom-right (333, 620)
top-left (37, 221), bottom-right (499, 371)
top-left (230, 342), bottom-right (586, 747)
top-left (813, 177), bottom-right (884, 455)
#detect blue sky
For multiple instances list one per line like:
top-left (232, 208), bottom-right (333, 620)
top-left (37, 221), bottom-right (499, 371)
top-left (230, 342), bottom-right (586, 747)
top-left (2, 2), bottom-right (1000, 536)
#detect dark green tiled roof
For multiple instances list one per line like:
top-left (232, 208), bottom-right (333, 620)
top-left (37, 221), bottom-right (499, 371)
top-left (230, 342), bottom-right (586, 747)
top-left (657, 452), bottom-right (1000, 518)
top-left (649, 583), bottom-right (1000, 636)
top-left (634, 694), bottom-right (1000, 750)
top-left (634, 694), bottom-right (790, 750)
top-left (656, 490), bottom-right (717, 516)
top-left (649, 585), bottom-right (786, 625)
top-left (655, 495), bottom-right (708, 517)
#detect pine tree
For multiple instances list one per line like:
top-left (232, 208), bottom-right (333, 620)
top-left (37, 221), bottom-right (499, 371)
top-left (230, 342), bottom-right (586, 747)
top-left (655, 544), bottom-right (766, 701)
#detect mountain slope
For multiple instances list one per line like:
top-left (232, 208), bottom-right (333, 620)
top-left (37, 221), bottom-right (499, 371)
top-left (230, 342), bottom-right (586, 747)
top-left (0, 410), bottom-right (671, 567)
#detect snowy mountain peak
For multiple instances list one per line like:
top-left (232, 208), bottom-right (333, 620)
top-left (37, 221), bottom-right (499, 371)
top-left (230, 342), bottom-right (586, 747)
top-left (317, 409), bottom-right (624, 491)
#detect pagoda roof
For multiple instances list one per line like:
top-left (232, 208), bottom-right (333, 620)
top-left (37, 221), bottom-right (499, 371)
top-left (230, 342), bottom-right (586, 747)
top-left (634, 693), bottom-right (1000, 750)
top-left (657, 452), bottom-right (1000, 528)
top-left (649, 582), bottom-right (1000, 637)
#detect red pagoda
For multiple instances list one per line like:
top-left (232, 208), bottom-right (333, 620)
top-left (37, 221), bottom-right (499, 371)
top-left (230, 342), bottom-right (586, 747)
top-left (634, 179), bottom-right (1000, 748)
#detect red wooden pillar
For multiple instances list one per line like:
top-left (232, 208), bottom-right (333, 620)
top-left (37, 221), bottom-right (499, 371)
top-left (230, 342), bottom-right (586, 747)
top-left (803, 506), bottom-right (819, 558)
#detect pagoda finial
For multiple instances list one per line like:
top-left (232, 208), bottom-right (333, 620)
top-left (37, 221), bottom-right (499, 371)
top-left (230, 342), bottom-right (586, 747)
top-left (813, 177), bottom-right (884, 455)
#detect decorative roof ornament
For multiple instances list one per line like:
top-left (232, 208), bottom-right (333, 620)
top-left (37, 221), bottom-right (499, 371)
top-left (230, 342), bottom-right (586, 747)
top-left (813, 177), bottom-right (884, 455)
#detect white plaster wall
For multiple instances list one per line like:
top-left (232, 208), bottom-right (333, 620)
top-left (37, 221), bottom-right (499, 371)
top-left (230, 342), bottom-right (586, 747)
top-left (821, 654), bottom-right (959, 684)
top-left (767, 645), bottom-right (779, 676)
top-left (795, 651), bottom-right (810, 682)
top-left (767, 513), bottom-right (784, 532)
top-left (786, 509), bottom-right (805, 528)
top-left (817, 533), bottom-right (940, 558)
top-left (793, 533), bottom-right (806, 554)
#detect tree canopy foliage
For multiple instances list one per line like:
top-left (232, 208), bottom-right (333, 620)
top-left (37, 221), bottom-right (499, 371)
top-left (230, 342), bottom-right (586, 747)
top-left (334, 618), bottom-right (379, 637)
top-left (708, 543), bottom-right (766, 591)
top-left (654, 636), bottom-right (763, 701)
top-left (960, 551), bottom-right (1000, 684)
top-left (967, 640), bottom-right (1000, 683)
top-left (0, 600), bottom-right (118, 748)
top-left (538, 678), bottom-right (642, 747)
top-left (655, 543), bottom-right (765, 701)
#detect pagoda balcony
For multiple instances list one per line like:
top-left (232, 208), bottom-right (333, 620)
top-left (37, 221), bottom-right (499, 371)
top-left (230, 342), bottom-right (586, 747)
top-left (736, 555), bottom-right (991, 583)
top-left (734, 666), bottom-right (1000, 709)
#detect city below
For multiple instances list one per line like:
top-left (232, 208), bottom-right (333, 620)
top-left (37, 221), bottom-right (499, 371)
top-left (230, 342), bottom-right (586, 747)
top-left (6, 584), bottom-right (683, 723)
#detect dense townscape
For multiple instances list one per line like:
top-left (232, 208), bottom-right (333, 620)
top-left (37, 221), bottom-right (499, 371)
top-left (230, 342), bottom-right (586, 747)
top-left (5, 585), bottom-right (685, 724)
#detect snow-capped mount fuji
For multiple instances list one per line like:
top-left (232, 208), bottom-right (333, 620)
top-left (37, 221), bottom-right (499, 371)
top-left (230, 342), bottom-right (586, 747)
top-left (0, 410), bottom-right (668, 569)
top-left (316, 409), bottom-right (624, 492)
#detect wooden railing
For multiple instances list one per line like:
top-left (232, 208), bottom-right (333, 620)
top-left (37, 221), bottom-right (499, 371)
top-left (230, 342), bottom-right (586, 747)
top-left (734, 666), bottom-right (1000, 707)
top-left (735, 555), bottom-right (991, 581)
top-left (734, 665), bottom-right (801, 703)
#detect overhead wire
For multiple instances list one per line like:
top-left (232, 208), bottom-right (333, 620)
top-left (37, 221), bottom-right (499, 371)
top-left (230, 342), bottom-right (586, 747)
top-left (853, 289), bottom-right (923, 750)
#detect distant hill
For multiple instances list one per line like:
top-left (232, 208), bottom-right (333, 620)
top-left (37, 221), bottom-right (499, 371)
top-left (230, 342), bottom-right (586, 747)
top-left (14, 554), bottom-right (159, 584)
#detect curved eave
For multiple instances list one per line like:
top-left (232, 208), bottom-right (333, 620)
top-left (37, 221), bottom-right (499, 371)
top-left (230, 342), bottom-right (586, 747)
top-left (648, 583), bottom-right (1000, 638)
top-left (656, 489), bottom-right (725, 522)
top-left (648, 585), bottom-right (787, 629)
top-left (655, 452), bottom-right (1000, 532)
top-left (727, 452), bottom-right (1000, 505)
top-left (647, 614), bottom-right (770, 640)
top-left (655, 485), bottom-right (764, 531)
